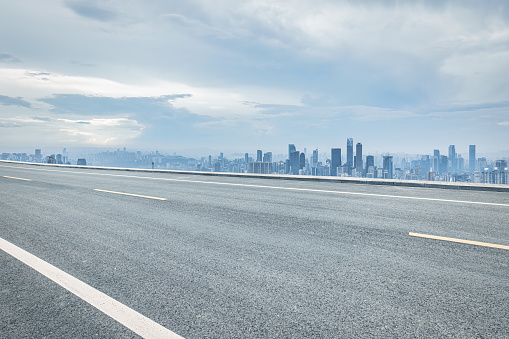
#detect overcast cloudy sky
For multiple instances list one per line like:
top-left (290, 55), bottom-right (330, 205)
top-left (1, 0), bottom-right (508, 156)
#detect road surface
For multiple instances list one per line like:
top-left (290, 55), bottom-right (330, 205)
top-left (1, 162), bottom-right (508, 338)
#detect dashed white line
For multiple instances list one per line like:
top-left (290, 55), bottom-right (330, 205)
top-left (2, 175), bottom-right (31, 181)
top-left (93, 189), bottom-right (167, 201)
top-left (0, 236), bottom-right (183, 339)
top-left (1, 164), bottom-right (508, 207)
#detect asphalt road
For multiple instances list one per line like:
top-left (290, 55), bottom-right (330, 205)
top-left (1, 162), bottom-right (508, 338)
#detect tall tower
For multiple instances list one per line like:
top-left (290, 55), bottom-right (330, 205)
top-left (257, 150), bottom-right (262, 162)
top-left (469, 145), bottom-right (476, 173)
top-left (448, 145), bottom-right (456, 172)
top-left (346, 138), bottom-right (353, 175)
top-left (383, 155), bottom-right (393, 179)
top-left (290, 151), bottom-right (300, 175)
top-left (312, 148), bottom-right (318, 167)
top-left (355, 143), bottom-right (363, 176)
top-left (288, 144), bottom-right (296, 161)
top-left (331, 148), bottom-right (341, 176)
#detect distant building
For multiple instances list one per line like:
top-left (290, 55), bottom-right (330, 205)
top-left (346, 138), bottom-right (353, 168)
top-left (299, 152), bottom-right (305, 170)
top-left (469, 145), bottom-right (476, 172)
top-left (312, 148), bottom-right (318, 167)
top-left (448, 145), bottom-right (456, 172)
top-left (250, 162), bottom-right (273, 174)
top-left (290, 151), bottom-right (300, 175)
top-left (263, 152), bottom-right (272, 163)
top-left (257, 150), bottom-right (262, 162)
top-left (355, 143), bottom-right (363, 176)
top-left (331, 148), bottom-right (341, 176)
top-left (35, 149), bottom-right (42, 163)
top-left (365, 155), bottom-right (375, 177)
top-left (383, 155), bottom-right (393, 179)
top-left (77, 158), bottom-right (87, 166)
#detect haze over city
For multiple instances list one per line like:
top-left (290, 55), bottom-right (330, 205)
top-left (1, 0), bottom-right (509, 156)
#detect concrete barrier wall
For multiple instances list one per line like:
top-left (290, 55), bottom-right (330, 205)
top-left (2, 160), bottom-right (509, 192)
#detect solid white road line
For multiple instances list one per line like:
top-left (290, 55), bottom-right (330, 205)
top-left (409, 232), bottom-right (509, 250)
top-left (2, 175), bottom-right (31, 181)
top-left (0, 237), bottom-right (183, 339)
top-left (93, 189), bottom-right (167, 201)
top-left (1, 164), bottom-right (508, 207)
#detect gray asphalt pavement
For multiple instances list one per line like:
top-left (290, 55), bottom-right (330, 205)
top-left (1, 162), bottom-right (508, 338)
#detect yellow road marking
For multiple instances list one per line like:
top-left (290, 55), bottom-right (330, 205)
top-left (409, 232), bottom-right (509, 250)
top-left (2, 175), bottom-right (31, 181)
top-left (93, 189), bottom-right (166, 201)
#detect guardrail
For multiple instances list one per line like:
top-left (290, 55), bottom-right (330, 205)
top-left (2, 160), bottom-right (508, 192)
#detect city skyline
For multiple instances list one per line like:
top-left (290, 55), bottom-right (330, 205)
top-left (3, 137), bottom-right (508, 185)
top-left (1, 1), bottom-right (509, 154)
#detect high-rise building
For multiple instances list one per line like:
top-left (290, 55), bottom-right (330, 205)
top-left (299, 153), bottom-right (305, 170)
top-left (437, 155), bottom-right (446, 175)
top-left (346, 138), bottom-right (353, 175)
top-left (432, 149), bottom-right (440, 173)
top-left (355, 143), bottom-right (363, 176)
top-left (448, 145), bottom-right (456, 172)
top-left (469, 145), bottom-right (476, 172)
top-left (263, 152), bottom-right (272, 163)
top-left (383, 155), bottom-right (393, 179)
top-left (312, 148), bottom-right (318, 167)
top-left (290, 151), bottom-right (300, 175)
top-left (245, 153), bottom-right (249, 164)
top-left (288, 144), bottom-right (296, 160)
top-left (331, 148), bottom-right (341, 176)
top-left (35, 149), bottom-right (42, 163)
top-left (365, 155), bottom-right (374, 171)
top-left (347, 138), bottom-right (353, 166)
top-left (257, 150), bottom-right (262, 162)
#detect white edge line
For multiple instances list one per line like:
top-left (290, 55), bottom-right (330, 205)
top-left (2, 164), bottom-right (508, 207)
top-left (0, 237), bottom-right (183, 339)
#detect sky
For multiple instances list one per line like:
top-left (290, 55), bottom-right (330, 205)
top-left (1, 0), bottom-right (509, 157)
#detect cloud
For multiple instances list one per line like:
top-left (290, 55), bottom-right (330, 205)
top-left (0, 95), bottom-right (31, 108)
top-left (497, 121), bottom-right (509, 126)
top-left (0, 54), bottom-right (21, 63)
top-left (0, 122), bottom-right (21, 128)
top-left (38, 94), bottom-right (192, 117)
top-left (65, 0), bottom-right (116, 21)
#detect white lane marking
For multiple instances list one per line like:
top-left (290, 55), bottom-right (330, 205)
top-left (2, 175), bottom-right (32, 181)
top-left (93, 189), bottom-right (167, 201)
top-left (0, 237), bottom-right (183, 339)
top-left (409, 232), bottom-right (509, 250)
top-left (1, 164), bottom-right (508, 207)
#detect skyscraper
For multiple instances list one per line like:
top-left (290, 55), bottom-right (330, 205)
top-left (288, 144), bottom-right (296, 160)
top-left (448, 145), bottom-right (456, 172)
top-left (383, 155), bottom-right (393, 179)
top-left (290, 151), bottom-right (300, 175)
top-left (331, 148), bottom-right (341, 176)
top-left (355, 143), bottom-right (363, 176)
top-left (346, 138), bottom-right (353, 175)
top-left (347, 138), bottom-right (353, 166)
top-left (35, 149), bottom-right (42, 163)
top-left (257, 150), bottom-right (262, 162)
top-left (433, 149), bottom-right (440, 173)
top-left (312, 148), bottom-right (318, 167)
top-left (299, 153), bottom-right (305, 170)
top-left (469, 145), bottom-right (476, 172)
top-left (244, 153), bottom-right (249, 164)
top-left (263, 152), bottom-right (272, 163)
